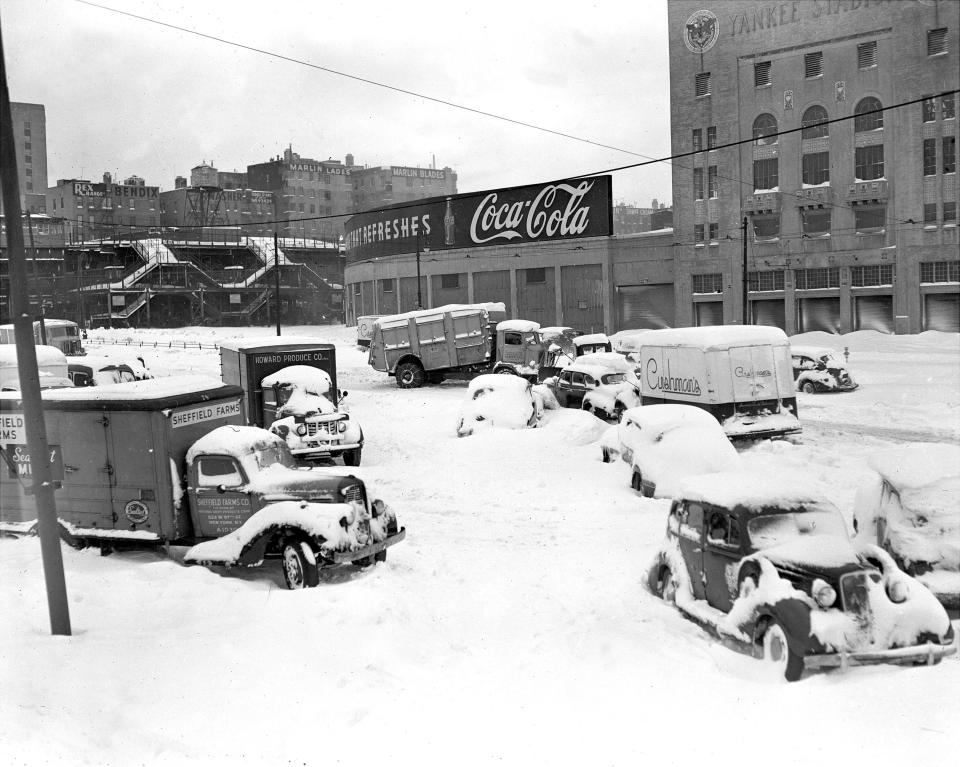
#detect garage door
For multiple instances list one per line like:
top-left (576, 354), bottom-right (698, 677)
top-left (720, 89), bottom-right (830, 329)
top-left (924, 293), bottom-right (960, 332)
top-left (694, 301), bottom-right (723, 326)
top-left (751, 299), bottom-right (786, 331)
top-left (473, 270), bottom-right (512, 316)
top-left (855, 295), bottom-right (893, 333)
top-left (797, 297), bottom-right (841, 333)
top-left (561, 264), bottom-right (604, 333)
top-left (617, 284), bottom-right (675, 330)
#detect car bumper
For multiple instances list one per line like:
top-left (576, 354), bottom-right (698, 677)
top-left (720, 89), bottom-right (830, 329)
top-left (288, 440), bottom-right (362, 456)
top-left (804, 640), bottom-right (957, 670)
top-left (330, 527), bottom-right (406, 564)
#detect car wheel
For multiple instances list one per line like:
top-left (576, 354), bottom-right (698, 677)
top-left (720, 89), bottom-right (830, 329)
top-left (614, 403), bottom-right (625, 422)
top-left (342, 447), bottom-right (362, 466)
top-left (801, 381), bottom-right (817, 394)
top-left (761, 619), bottom-right (804, 682)
top-left (656, 566), bottom-right (677, 603)
top-left (601, 447), bottom-right (611, 463)
top-left (631, 470), bottom-right (642, 492)
top-left (396, 361), bottom-right (426, 389)
top-left (281, 538), bottom-right (319, 590)
top-left (375, 549), bottom-right (387, 563)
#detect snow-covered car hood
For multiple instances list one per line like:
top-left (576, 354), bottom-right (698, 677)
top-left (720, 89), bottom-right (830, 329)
top-left (632, 423), bottom-right (740, 497)
top-left (244, 463), bottom-right (352, 499)
top-left (456, 374), bottom-right (541, 436)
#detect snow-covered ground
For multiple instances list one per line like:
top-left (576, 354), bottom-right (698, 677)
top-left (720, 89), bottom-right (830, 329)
top-left (2, 326), bottom-right (958, 766)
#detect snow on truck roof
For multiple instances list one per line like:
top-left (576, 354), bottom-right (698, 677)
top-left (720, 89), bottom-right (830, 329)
top-left (0, 375), bottom-right (243, 411)
top-left (574, 333), bottom-right (609, 345)
top-left (637, 325), bottom-right (789, 349)
top-left (375, 302), bottom-right (506, 325)
top-left (497, 319), bottom-right (540, 333)
top-left (187, 425), bottom-right (285, 464)
top-left (262, 365), bottom-right (332, 391)
top-left (219, 338), bottom-right (334, 352)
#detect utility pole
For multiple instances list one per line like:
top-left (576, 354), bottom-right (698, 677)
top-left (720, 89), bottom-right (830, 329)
top-left (274, 230), bottom-right (281, 335)
top-left (415, 229), bottom-right (423, 309)
top-left (742, 216), bottom-right (749, 325)
top-left (26, 211), bottom-right (47, 343)
top-left (0, 19), bottom-right (71, 635)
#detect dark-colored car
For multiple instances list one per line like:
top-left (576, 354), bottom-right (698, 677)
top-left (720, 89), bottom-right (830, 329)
top-left (791, 346), bottom-right (858, 393)
top-left (647, 474), bottom-right (955, 681)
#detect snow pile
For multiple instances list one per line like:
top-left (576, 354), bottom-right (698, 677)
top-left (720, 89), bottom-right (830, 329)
top-left (537, 408), bottom-right (610, 444)
top-left (456, 374), bottom-right (539, 436)
top-left (497, 319), bottom-right (540, 333)
top-left (678, 471), bottom-right (837, 513)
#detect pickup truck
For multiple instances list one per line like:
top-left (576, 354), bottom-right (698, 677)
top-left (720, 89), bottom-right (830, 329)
top-left (0, 376), bottom-right (403, 588)
top-left (368, 303), bottom-right (550, 387)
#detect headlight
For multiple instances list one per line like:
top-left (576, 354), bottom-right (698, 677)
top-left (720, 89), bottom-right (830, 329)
top-left (887, 579), bottom-right (909, 603)
top-left (338, 421), bottom-right (347, 433)
top-left (371, 499), bottom-right (386, 518)
top-left (812, 578), bottom-right (836, 608)
top-left (295, 424), bottom-right (307, 437)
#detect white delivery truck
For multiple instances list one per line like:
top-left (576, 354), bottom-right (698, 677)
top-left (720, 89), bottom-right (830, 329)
top-left (636, 325), bottom-right (801, 440)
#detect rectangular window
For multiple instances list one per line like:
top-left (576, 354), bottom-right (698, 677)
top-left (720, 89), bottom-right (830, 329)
top-left (525, 267), bottom-right (545, 284)
top-left (709, 222), bottom-right (718, 241)
top-left (851, 265), bottom-right (894, 287)
top-left (755, 61), bottom-right (772, 87)
top-left (922, 96), bottom-right (937, 122)
top-left (693, 168), bottom-right (704, 200)
top-left (855, 145), bottom-right (884, 180)
top-left (804, 51), bottom-right (823, 78)
top-left (943, 93), bottom-right (956, 120)
top-left (708, 166), bottom-right (718, 198)
top-left (794, 267), bottom-right (840, 290)
top-left (440, 273), bottom-right (460, 290)
top-left (24, 141), bottom-right (31, 150)
top-left (752, 214), bottom-right (780, 240)
top-left (692, 273), bottom-right (723, 294)
top-left (857, 41), bottom-right (877, 69)
top-left (923, 138), bottom-right (938, 175)
top-left (24, 154), bottom-right (32, 164)
top-left (945, 201), bottom-right (957, 223)
top-left (692, 129), bottom-right (702, 152)
top-left (927, 28), bottom-right (947, 56)
top-left (695, 72), bottom-right (711, 98)
top-left (753, 158), bottom-right (779, 190)
top-left (802, 209), bottom-right (832, 235)
top-left (854, 205), bottom-right (886, 233)
top-left (924, 203), bottom-right (939, 223)
top-left (694, 223), bottom-right (705, 242)
top-left (920, 261), bottom-right (960, 282)
top-left (802, 152), bottom-right (830, 185)
top-left (707, 126), bottom-right (717, 149)
top-left (748, 270), bottom-right (785, 292)
top-left (381, 278), bottom-right (395, 293)
top-left (943, 136), bottom-right (956, 173)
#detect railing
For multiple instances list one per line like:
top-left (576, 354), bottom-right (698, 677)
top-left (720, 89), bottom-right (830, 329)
top-left (86, 337), bottom-right (220, 350)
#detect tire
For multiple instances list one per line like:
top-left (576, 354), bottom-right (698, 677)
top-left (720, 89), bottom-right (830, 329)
top-left (801, 381), bottom-right (817, 394)
top-left (375, 549), bottom-right (387, 563)
top-left (631, 470), bottom-right (642, 492)
top-left (761, 619), bottom-right (804, 682)
top-left (582, 402), bottom-right (594, 415)
top-left (601, 447), bottom-right (612, 464)
top-left (342, 447), bottom-right (362, 466)
top-left (396, 361), bottom-right (425, 389)
top-left (656, 566), bottom-right (677, 603)
top-left (281, 538), bottom-right (319, 589)
top-left (614, 403), bottom-right (625, 422)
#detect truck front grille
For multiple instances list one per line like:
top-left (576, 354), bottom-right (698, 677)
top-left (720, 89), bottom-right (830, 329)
top-left (305, 420), bottom-right (339, 437)
top-left (342, 484), bottom-right (364, 504)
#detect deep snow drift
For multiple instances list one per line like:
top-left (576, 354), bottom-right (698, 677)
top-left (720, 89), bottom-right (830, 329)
top-left (1, 326), bottom-right (958, 766)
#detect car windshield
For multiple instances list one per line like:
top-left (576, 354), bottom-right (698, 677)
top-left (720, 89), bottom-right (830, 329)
top-left (818, 353), bottom-right (843, 368)
top-left (747, 505), bottom-right (848, 549)
top-left (601, 373), bottom-right (626, 384)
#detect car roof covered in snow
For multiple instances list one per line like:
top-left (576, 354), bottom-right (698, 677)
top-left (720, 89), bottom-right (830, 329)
top-left (497, 319), bottom-right (541, 333)
top-left (638, 325), bottom-right (789, 349)
top-left (621, 404), bottom-right (720, 430)
top-left (566, 352), bottom-right (632, 375)
top-left (677, 471), bottom-right (833, 512)
top-left (467, 373), bottom-right (532, 393)
top-left (0, 374), bottom-right (243, 411)
top-left (868, 443), bottom-right (960, 489)
top-left (574, 333), bottom-right (610, 345)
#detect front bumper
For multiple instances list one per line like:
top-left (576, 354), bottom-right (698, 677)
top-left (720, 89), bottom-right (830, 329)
top-left (804, 640), bottom-right (957, 670)
top-left (330, 527), bottom-right (406, 564)
top-left (288, 440), bottom-right (361, 457)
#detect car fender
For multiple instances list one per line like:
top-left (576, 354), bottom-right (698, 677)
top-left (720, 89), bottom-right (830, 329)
top-left (755, 597), bottom-right (813, 654)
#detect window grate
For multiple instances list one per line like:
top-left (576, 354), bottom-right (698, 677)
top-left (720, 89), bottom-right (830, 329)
top-left (692, 128), bottom-right (703, 152)
top-left (854, 97), bottom-right (884, 132)
top-left (695, 72), bottom-right (711, 97)
top-left (805, 51), bottom-right (823, 78)
top-left (857, 41), bottom-right (877, 69)
top-left (922, 96), bottom-right (937, 123)
top-left (923, 138), bottom-right (938, 176)
top-left (854, 205), bottom-right (886, 233)
top-left (753, 158), bottom-right (779, 190)
top-left (851, 265), bottom-right (894, 287)
top-left (692, 273), bottom-right (723, 294)
top-left (440, 273), bottom-right (460, 290)
top-left (794, 267), bottom-right (840, 290)
top-left (801, 105), bottom-right (829, 138)
top-left (694, 168), bottom-right (704, 200)
top-left (707, 126), bottom-right (717, 149)
top-left (924, 203), bottom-right (939, 224)
top-left (694, 224), bottom-right (705, 243)
top-left (920, 261), bottom-right (960, 283)
top-left (748, 270), bottom-right (785, 292)
top-left (802, 151), bottom-right (830, 185)
top-left (943, 136), bottom-right (956, 174)
top-left (708, 166), bottom-right (718, 198)
top-left (755, 61), bottom-right (772, 87)
top-left (855, 144), bottom-right (885, 181)
top-left (927, 28), bottom-right (947, 56)
top-left (802, 209), bottom-right (832, 236)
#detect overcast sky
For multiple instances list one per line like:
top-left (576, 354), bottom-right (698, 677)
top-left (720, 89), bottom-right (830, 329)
top-left (3, 0), bottom-right (673, 206)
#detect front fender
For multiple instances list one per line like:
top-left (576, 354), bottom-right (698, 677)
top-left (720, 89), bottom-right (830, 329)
top-left (757, 597), bottom-right (813, 655)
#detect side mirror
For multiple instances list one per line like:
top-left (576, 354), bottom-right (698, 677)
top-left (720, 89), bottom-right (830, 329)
top-left (340, 390), bottom-right (348, 398)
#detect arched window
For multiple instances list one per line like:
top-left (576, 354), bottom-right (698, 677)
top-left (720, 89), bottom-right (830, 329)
top-left (753, 113), bottom-right (778, 145)
top-left (855, 97), bottom-right (883, 132)
top-left (801, 105), bottom-right (829, 139)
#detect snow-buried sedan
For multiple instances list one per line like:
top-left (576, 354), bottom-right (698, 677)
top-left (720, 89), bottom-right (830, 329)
top-left (647, 473), bottom-right (955, 681)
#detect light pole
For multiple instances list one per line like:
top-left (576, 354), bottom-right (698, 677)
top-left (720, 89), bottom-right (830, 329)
top-left (742, 216), bottom-right (750, 325)
top-left (415, 229), bottom-right (422, 309)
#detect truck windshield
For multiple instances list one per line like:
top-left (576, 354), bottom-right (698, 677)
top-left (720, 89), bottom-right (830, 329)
top-left (747, 505), bottom-right (848, 549)
top-left (252, 443), bottom-right (298, 471)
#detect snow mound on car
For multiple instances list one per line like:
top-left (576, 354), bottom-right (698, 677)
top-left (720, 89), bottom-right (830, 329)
top-left (538, 409), bottom-right (609, 444)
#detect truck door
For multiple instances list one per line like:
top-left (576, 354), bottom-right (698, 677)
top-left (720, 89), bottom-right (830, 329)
top-left (499, 331), bottom-right (524, 369)
top-left (728, 345), bottom-right (777, 406)
top-left (416, 315), bottom-right (448, 370)
top-left (57, 412), bottom-right (116, 531)
top-left (188, 455), bottom-right (255, 538)
top-left (451, 310), bottom-right (487, 367)
top-left (105, 411), bottom-right (165, 537)
top-left (676, 501), bottom-right (706, 600)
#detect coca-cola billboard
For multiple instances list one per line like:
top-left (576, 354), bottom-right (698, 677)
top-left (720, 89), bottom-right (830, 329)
top-left (344, 175), bottom-right (612, 263)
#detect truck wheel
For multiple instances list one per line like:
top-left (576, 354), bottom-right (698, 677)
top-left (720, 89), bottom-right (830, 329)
top-left (342, 447), bottom-right (362, 466)
top-left (281, 538), bottom-right (319, 589)
top-left (375, 549), bottom-right (387, 563)
top-left (396, 361), bottom-right (425, 388)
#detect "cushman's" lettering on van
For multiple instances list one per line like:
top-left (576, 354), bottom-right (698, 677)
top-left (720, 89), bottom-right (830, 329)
top-left (645, 359), bottom-right (702, 396)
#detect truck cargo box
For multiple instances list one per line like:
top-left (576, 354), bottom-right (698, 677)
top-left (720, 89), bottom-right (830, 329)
top-left (0, 376), bottom-right (243, 543)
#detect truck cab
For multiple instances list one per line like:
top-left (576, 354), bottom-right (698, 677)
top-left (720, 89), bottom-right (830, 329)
top-left (494, 320), bottom-right (548, 380)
